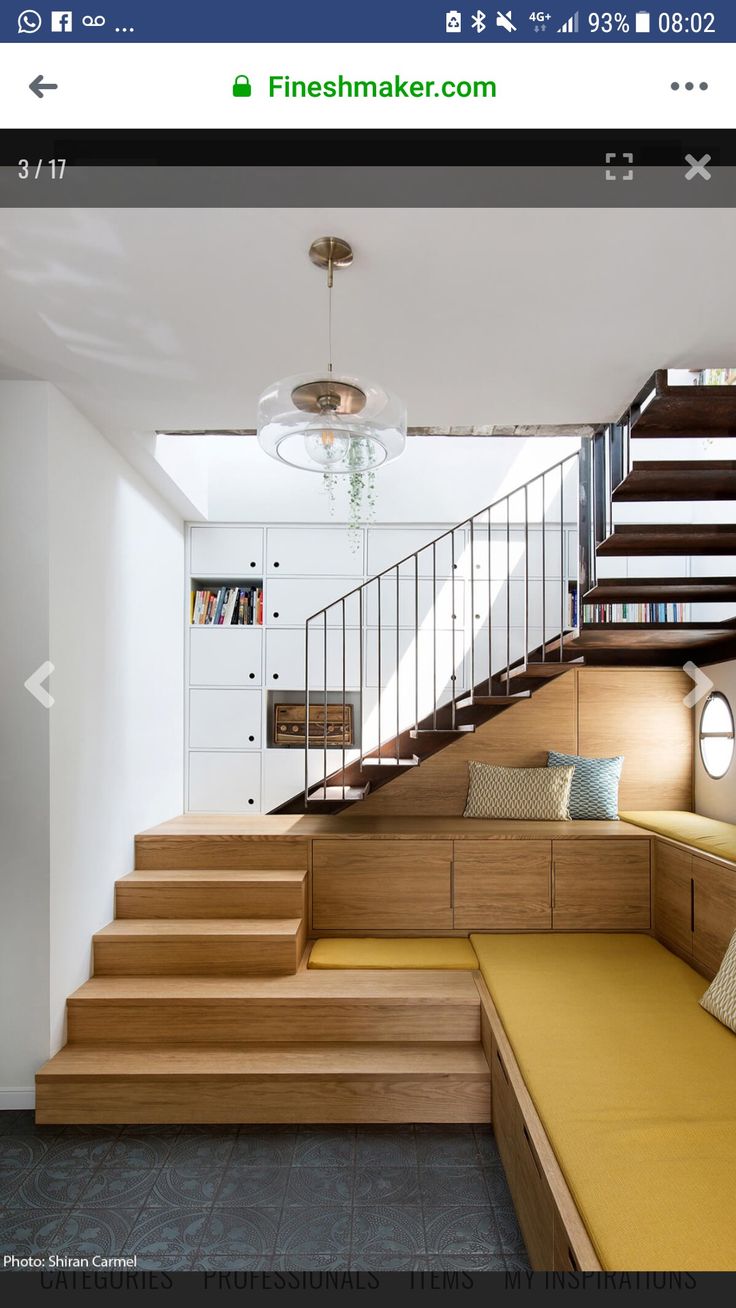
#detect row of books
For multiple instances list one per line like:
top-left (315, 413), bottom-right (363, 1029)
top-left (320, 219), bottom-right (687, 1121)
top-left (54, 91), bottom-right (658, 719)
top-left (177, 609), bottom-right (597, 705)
top-left (582, 603), bottom-right (688, 624)
top-left (567, 589), bottom-right (579, 629)
top-left (191, 586), bottom-right (264, 626)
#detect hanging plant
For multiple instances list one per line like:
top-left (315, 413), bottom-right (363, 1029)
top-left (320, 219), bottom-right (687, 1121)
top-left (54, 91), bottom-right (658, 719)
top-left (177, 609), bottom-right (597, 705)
top-left (322, 439), bottom-right (379, 550)
top-left (323, 470), bottom-right (338, 516)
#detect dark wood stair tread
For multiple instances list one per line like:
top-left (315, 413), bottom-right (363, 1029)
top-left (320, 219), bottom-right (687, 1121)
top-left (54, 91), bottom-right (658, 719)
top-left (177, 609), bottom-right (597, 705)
top-left (572, 625), bottom-right (736, 650)
top-left (612, 461), bottom-right (736, 502)
top-left (585, 577), bottom-right (736, 603)
top-left (633, 372), bottom-right (736, 436)
top-left (597, 525), bottom-right (736, 556)
top-left (361, 757), bottom-right (420, 768)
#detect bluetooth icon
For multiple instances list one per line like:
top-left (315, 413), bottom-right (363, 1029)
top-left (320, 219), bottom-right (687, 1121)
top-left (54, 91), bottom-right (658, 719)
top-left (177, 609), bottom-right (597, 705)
top-left (471, 9), bottom-right (486, 32)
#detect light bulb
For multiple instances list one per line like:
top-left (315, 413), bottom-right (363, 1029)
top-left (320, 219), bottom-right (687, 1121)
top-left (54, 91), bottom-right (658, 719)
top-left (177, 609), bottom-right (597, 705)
top-left (303, 428), bottom-right (350, 468)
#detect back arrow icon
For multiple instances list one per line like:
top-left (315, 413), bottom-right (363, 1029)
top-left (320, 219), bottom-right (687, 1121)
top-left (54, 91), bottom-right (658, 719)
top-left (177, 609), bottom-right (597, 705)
top-left (30, 75), bottom-right (59, 99)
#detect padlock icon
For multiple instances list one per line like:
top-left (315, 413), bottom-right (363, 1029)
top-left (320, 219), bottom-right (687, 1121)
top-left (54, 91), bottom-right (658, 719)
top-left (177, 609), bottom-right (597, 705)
top-left (233, 75), bottom-right (252, 98)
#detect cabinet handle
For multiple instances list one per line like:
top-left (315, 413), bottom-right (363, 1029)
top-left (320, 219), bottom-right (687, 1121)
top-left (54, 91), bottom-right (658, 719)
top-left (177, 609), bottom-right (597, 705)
top-left (522, 1123), bottom-right (542, 1178)
top-left (450, 859), bottom-right (455, 910)
top-left (567, 1246), bottom-right (578, 1272)
top-left (551, 861), bottom-right (556, 910)
top-left (496, 1048), bottom-right (509, 1085)
top-left (690, 877), bottom-right (695, 933)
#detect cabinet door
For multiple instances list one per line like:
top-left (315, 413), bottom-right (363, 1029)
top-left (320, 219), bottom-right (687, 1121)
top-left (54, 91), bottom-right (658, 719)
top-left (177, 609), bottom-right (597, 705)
top-left (490, 1036), bottom-right (517, 1189)
top-left (189, 689), bottom-right (261, 750)
top-left (454, 841), bottom-right (552, 930)
top-left (266, 627), bottom-right (361, 690)
top-left (367, 528), bottom-right (467, 578)
top-left (692, 855), bottom-right (736, 977)
top-left (312, 840), bottom-right (453, 930)
top-left (653, 840), bottom-right (693, 960)
top-left (267, 578), bottom-right (362, 628)
top-left (552, 839), bottom-right (651, 930)
top-left (190, 627), bottom-right (262, 686)
top-left (191, 526), bottom-right (263, 576)
top-left (267, 528), bottom-right (363, 576)
top-left (514, 1115), bottom-right (555, 1270)
top-left (188, 752), bottom-right (261, 813)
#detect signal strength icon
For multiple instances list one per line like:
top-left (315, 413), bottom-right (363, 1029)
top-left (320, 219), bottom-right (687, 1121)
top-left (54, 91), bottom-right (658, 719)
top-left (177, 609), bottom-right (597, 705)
top-left (557, 10), bottom-right (579, 30)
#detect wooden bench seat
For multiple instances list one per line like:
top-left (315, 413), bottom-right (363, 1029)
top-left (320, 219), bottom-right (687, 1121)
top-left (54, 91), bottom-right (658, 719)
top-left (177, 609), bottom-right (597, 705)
top-left (472, 932), bottom-right (736, 1271)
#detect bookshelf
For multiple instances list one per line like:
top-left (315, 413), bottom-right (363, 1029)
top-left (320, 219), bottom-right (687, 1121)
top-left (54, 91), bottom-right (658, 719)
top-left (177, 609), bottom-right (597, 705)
top-left (190, 578), bottom-right (264, 627)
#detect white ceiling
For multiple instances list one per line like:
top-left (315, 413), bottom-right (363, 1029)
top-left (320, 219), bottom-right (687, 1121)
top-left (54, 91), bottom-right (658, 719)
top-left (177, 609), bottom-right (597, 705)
top-left (0, 206), bottom-right (733, 449)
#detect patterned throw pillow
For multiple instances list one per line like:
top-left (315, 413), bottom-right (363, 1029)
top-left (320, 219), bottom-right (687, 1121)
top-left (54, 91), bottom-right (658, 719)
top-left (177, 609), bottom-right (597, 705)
top-left (547, 751), bottom-right (623, 820)
top-left (700, 930), bottom-right (736, 1034)
top-left (463, 762), bottom-right (574, 820)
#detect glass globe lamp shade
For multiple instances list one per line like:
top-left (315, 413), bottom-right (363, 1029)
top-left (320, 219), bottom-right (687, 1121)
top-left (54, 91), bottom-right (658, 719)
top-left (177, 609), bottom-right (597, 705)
top-left (257, 372), bottom-right (406, 474)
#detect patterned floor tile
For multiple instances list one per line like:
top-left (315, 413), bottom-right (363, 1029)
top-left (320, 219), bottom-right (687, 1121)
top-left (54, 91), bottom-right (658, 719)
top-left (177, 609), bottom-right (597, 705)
top-left (76, 1163), bottom-right (159, 1209)
top-left (105, 1134), bottom-right (178, 1170)
top-left (482, 1167), bottom-right (514, 1207)
top-left (426, 1253), bottom-right (507, 1271)
top-left (215, 1163), bottom-right (290, 1207)
top-left (354, 1167), bottom-right (420, 1206)
top-left (494, 1205), bottom-right (529, 1260)
top-left (419, 1165), bottom-right (490, 1207)
top-left (351, 1204), bottom-right (426, 1257)
top-left (122, 1207), bottom-right (211, 1258)
top-left (473, 1127), bottom-right (502, 1167)
top-left (275, 1205), bottom-right (351, 1256)
top-left (145, 1166), bottom-right (225, 1208)
top-left (350, 1251), bottom-right (429, 1270)
top-left (165, 1134), bottom-right (235, 1174)
top-left (0, 1135), bottom-right (56, 1177)
top-left (293, 1127), bottom-right (356, 1167)
top-left (355, 1127), bottom-right (417, 1167)
top-left (10, 1164), bottom-right (93, 1210)
top-left (194, 1254), bottom-right (273, 1271)
top-left (202, 1206), bottom-right (280, 1257)
top-left (271, 1252), bottom-right (351, 1271)
top-left (54, 1207), bottom-right (143, 1257)
top-left (0, 1209), bottom-right (66, 1256)
top-left (424, 1204), bottom-right (499, 1256)
top-left (41, 1136), bottom-right (117, 1171)
top-left (283, 1165), bottom-right (353, 1206)
top-left (229, 1129), bottom-right (297, 1168)
top-left (415, 1125), bottom-right (480, 1167)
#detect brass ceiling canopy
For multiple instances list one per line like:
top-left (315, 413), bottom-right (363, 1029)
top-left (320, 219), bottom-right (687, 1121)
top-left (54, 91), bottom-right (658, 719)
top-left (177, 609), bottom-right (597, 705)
top-left (290, 379), bottom-right (367, 415)
top-left (308, 236), bottom-right (354, 287)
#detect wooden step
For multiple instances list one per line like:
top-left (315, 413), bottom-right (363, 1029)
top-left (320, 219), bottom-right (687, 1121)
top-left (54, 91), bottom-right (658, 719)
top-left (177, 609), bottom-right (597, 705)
top-left (93, 919), bottom-right (306, 976)
top-left (410, 724), bottom-right (476, 737)
top-left (456, 692), bottom-right (532, 707)
top-left (597, 525), bottom-right (736, 556)
top-left (584, 577), bottom-right (736, 604)
top-left (307, 785), bottom-right (370, 804)
top-left (612, 460), bottom-right (736, 502)
top-left (571, 625), bottom-right (736, 651)
top-left (66, 970), bottom-right (481, 1045)
top-left (498, 659), bottom-right (581, 684)
top-left (115, 869), bottom-right (306, 920)
top-left (361, 756), bottom-right (420, 768)
top-left (632, 372), bottom-right (736, 437)
top-left (135, 832), bottom-right (309, 872)
top-left (35, 1042), bottom-right (490, 1125)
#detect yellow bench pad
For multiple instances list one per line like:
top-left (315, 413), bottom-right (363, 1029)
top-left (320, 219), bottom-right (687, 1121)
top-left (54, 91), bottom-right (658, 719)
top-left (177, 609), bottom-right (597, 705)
top-left (620, 810), bottom-right (736, 863)
top-left (471, 933), bottom-right (736, 1271)
top-left (309, 937), bottom-right (479, 970)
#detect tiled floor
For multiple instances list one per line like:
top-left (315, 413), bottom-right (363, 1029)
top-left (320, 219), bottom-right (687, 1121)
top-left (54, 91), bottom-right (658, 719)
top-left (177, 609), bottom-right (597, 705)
top-left (0, 1112), bottom-right (529, 1271)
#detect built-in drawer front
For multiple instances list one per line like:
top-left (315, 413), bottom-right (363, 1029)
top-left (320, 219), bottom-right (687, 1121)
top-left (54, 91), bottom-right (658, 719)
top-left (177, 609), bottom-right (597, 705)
top-left (653, 840), bottom-right (693, 960)
top-left (189, 689), bottom-right (262, 750)
top-left (367, 528), bottom-right (467, 578)
top-left (364, 577), bottom-right (464, 629)
top-left (190, 627), bottom-right (263, 686)
top-left (514, 1113), bottom-right (555, 1270)
top-left (552, 839), bottom-right (651, 930)
top-left (188, 752), bottom-right (261, 813)
top-left (267, 578), bottom-right (363, 628)
top-left (490, 1035), bottom-right (517, 1189)
top-left (267, 528), bottom-right (363, 576)
top-left (692, 854), bottom-right (736, 978)
top-left (266, 627), bottom-right (361, 690)
top-left (312, 839), bottom-right (453, 930)
top-left (453, 841), bottom-right (552, 930)
top-left (190, 526), bottom-right (263, 576)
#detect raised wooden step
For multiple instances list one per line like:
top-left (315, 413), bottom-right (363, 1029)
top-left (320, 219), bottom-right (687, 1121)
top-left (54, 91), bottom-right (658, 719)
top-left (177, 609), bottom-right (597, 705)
top-left (633, 372), bottom-right (736, 437)
top-left (571, 625), bottom-right (736, 651)
top-left (455, 691), bottom-right (531, 708)
top-left (135, 831), bottom-right (310, 872)
top-left (584, 577), bottom-right (736, 604)
top-left (498, 659), bottom-right (581, 684)
top-left (612, 460), bottom-right (736, 501)
top-left (410, 724), bottom-right (476, 737)
top-left (361, 756), bottom-right (420, 768)
top-left (36, 1042), bottom-right (490, 1124)
top-left (597, 525), bottom-right (736, 556)
top-left (93, 919), bottom-right (306, 976)
top-left (66, 970), bottom-right (481, 1045)
top-left (115, 869), bottom-right (306, 919)
top-left (307, 785), bottom-right (370, 804)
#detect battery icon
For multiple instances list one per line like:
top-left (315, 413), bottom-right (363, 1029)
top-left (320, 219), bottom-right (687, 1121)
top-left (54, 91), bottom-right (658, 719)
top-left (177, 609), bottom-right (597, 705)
top-left (635, 11), bottom-right (651, 30)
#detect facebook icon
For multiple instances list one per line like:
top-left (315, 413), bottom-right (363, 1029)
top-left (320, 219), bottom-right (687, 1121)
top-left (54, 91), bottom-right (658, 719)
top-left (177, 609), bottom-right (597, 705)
top-left (51, 11), bottom-right (73, 31)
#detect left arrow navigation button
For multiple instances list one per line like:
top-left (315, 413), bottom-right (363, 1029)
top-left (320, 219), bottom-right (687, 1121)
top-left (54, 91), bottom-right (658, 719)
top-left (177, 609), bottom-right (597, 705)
top-left (29, 75), bottom-right (59, 99)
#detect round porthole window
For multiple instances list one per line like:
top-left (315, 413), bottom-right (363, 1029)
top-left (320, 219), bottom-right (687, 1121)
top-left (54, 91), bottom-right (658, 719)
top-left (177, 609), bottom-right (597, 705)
top-left (699, 691), bottom-right (735, 780)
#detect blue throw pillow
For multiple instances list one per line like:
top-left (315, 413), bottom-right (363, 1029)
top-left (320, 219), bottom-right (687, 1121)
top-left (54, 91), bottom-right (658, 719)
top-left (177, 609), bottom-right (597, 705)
top-left (547, 751), bottom-right (623, 820)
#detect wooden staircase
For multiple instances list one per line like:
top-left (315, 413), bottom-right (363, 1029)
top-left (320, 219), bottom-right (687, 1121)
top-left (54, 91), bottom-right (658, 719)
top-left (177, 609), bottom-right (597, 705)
top-left (36, 849), bottom-right (489, 1124)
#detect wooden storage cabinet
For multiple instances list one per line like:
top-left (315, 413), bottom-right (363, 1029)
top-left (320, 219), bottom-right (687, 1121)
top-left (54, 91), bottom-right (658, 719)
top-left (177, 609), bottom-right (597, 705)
top-left (312, 840), bottom-right (453, 930)
top-left (490, 1033), bottom-right (554, 1270)
top-left (453, 841), bottom-right (552, 930)
top-left (490, 1035), bottom-right (517, 1185)
top-left (653, 841), bottom-right (693, 960)
top-left (692, 854), bottom-right (736, 977)
top-left (552, 839), bottom-right (651, 930)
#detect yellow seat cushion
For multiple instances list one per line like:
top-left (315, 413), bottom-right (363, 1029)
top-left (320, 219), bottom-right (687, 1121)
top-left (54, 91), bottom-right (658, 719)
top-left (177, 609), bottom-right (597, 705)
top-left (309, 937), bottom-right (479, 970)
top-left (471, 933), bottom-right (736, 1271)
top-left (620, 810), bottom-right (736, 864)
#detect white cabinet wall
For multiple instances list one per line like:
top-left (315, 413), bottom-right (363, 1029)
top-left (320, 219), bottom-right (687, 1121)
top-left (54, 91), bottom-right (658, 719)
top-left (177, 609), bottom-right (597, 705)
top-left (185, 522), bottom-right (579, 814)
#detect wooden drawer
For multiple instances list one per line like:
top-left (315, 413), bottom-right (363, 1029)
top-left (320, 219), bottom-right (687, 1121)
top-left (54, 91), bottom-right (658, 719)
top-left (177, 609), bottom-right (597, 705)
top-left (554, 1212), bottom-right (584, 1273)
top-left (490, 1036), bottom-right (517, 1188)
top-left (514, 1112), bottom-right (555, 1271)
top-left (692, 854), bottom-right (736, 978)
top-left (312, 840), bottom-right (453, 930)
top-left (653, 840), bottom-right (693, 960)
top-left (454, 840), bottom-right (552, 930)
top-left (552, 838), bottom-right (651, 931)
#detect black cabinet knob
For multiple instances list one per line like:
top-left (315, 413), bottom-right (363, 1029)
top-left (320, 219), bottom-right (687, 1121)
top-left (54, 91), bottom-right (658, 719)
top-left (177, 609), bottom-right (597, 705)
top-left (248, 798), bottom-right (255, 806)
top-left (273, 673), bottom-right (279, 680)
top-left (249, 672), bottom-right (255, 680)
top-left (273, 561), bottom-right (280, 568)
top-left (273, 611), bottom-right (280, 619)
top-left (248, 735), bottom-right (255, 743)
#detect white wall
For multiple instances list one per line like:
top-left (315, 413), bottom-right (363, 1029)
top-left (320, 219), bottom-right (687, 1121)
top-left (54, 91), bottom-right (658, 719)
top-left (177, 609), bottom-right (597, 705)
top-left (695, 659), bottom-right (736, 823)
top-left (48, 390), bottom-right (185, 1054)
top-left (0, 384), bottom-right (52, 1108)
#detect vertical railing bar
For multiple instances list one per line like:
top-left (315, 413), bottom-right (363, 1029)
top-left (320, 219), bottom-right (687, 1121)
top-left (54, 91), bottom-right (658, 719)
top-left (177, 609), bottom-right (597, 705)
top-left (505, 500), bottom-right (511, 696)
top-left (432, 541), bottom-right (437, 730)
top-left (470, 516), bottom-right (475, 703)
top-left (560, 463), bottom-right (565, 660)
top-left (524, 485), bottom-right (529, 668)
top-left (414, 553), bottom-right (419, 735)
top-left (304, 616), bottom-right (310, 807)
top-left (395, 563), bottom-right (400, 762)
top-left (541, 474), bottom-right (546, 660)
top-left (451, 530), bottom-right (457, 729)
top-left (487, 506), bottom-right (492, 694)
top-left (377, 576), bottom-right (382, 760)
top-left (323, 610), bottom-right (328, 795)
top-left (358, 588), bottom-right (364, 773)
top-left (341, 597), bottom-right (346, 801)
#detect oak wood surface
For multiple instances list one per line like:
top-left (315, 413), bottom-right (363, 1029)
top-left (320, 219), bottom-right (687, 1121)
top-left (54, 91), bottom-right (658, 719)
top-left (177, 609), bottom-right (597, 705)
top-left (653, 840), bottom-right (693, 961)
top-left (453, 840), bottom-right (552, 930)
top-left (312, 839), bottom-right (453, 930)
top-left (692, 854), bottom-right (736, 978)
top-left (116, 869), bottom-right (306, 920)
top-left (93, 918), bottom-right (305, 977)
top-left (552, 839), bottom-right (651, 930)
